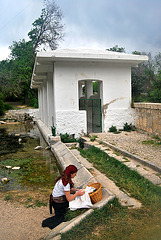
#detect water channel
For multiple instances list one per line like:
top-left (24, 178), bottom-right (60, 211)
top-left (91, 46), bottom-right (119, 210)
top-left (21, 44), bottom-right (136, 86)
top-left (0, 122), bottom-right (59, 193)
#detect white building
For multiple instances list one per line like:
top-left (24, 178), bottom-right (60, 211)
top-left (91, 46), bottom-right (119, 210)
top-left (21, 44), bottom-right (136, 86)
top-left (31, 49), bottom-right (148, 137)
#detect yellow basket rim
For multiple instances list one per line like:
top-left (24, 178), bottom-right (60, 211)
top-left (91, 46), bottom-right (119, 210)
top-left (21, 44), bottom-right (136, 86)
top-left (87, 182), bottom-right (102, 196)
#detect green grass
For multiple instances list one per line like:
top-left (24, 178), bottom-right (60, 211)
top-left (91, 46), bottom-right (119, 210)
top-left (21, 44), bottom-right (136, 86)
top-left (122, 157), bottom-right (130, 162)
top-left (4, 194), bottom-right (13, 201)
top-left (90, 135), bottom-right (98, 142)
top-left (79, 146), bottom-right (160, 207)
top-left (64, 208), bottom-right (88, 222)
top-left (0, 157), bottom-right (57, 188)
top-left (142, 135), bottom-right (161, 146)
top-left (61, 146), bottom-right (161, 240)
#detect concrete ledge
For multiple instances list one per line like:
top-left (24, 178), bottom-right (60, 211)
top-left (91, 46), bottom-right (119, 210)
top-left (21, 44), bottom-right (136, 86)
top-left (35, 119), bottom-right (51, 144)
top-left (50, 141), bottom-right (96, 188)
top-left (92, 188), bottom-right (115, 209)
top-left (134, 102), bottom-right (161, 109)
top-left (49, 136), bottom-right (61, 144)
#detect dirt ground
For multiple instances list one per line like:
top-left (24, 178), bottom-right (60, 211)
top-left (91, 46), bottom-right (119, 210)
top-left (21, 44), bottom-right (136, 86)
top-left (0, 198), bottom-right (52, 240)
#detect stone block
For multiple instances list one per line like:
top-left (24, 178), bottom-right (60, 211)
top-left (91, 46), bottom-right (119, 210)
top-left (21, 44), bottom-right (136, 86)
top-left (49, 136), bottom-right (61, 144)
top-left (73, 166), bottom-right (96, 188)
top-left (62, 153), bottom-right (82, 169)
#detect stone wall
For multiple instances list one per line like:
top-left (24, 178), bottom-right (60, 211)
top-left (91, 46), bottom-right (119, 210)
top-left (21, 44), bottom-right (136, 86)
top-left (134, 103), bottom-right (161, 137)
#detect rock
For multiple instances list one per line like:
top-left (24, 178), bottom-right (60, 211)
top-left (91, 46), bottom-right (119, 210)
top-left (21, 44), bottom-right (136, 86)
top-left (12, 166), bottom-right (21, 170)
top-left (34, 146), bottom-right (43, 150)
top-left (45, 146), bottom-right (50, 150)
top-left (15, 134), bottom-right (20, 137)
top-left (6, 166), bottom-right (12, 169)
top-left (1, 178), bottom-right (9, 183)
top-left (0, 121), bottom-right (6, 124)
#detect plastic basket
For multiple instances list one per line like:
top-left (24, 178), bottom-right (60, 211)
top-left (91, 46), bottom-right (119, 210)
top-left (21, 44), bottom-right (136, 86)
top-left (87, 182), bottom-right (102, 204)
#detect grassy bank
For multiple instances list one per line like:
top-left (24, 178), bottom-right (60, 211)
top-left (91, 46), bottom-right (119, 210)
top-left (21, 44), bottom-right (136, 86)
top-left (61, 146), bottom-right (161, 240)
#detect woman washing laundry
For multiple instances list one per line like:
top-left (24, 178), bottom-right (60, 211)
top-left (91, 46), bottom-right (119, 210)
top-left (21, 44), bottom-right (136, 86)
top-left (42, 165), bottom-right (85, 229)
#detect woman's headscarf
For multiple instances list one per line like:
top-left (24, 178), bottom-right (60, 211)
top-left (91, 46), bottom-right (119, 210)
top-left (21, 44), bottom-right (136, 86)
top-left (64, 165), bottom-right (77, 177)
top-left (62, 165), bottom-right (77, 186)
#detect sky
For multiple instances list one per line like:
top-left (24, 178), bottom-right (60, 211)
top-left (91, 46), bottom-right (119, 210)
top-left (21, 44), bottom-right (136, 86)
top-left (0, 0), bottom-right (161, 61)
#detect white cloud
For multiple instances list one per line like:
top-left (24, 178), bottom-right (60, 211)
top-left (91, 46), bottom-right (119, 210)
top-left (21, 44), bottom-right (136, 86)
top-left (0, 46), bottom-right (11, 61)
top-left (57, 0), bottom-right (161, 55)
top-left (0, 0), bottom-right (43, 60)
top-left (0, 0), bottom-right (161, 61)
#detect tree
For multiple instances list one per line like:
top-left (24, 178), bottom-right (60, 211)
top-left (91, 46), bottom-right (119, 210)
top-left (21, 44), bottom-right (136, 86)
top-left (154, 52), bottom-right (161, 73)
top-left (0, 40), bottom-right (35, 103)
top-left (106, 45), bottom-right (126, 53)
top-left (28, 0), bottom-right (64, 52)
top-left (131, 51), bottom-right (155, 101)
top-left (0, 0), bottom-right (64, 106)
top-left (148, 71), bottom-right (161, 103)
top-left (9, 40), bottom-right (35, 103)
top-left (0, 93), bottom-right (5, 116)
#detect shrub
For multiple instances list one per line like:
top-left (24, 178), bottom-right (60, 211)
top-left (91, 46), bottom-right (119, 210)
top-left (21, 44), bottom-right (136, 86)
top-left (0, 93), bottom-right (5, 116)
top-left (60, 133), bottom-right (78, 143)
top-left (109, 125), bottom-right (117, 133)
top-left (123, 122), bottom-right (135, 132)
top-left (148, 71), bottom-right (161, 103)
top-left (29, 97), bottom-right (38, 108)
top-left (4, 103), bottom-right (13, 110)
top-left (90, 135), bottom-right (98, 142)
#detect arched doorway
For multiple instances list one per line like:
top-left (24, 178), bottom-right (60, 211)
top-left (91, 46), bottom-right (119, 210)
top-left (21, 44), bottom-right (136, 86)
top-left (79, 80), bottom-right (103, 133)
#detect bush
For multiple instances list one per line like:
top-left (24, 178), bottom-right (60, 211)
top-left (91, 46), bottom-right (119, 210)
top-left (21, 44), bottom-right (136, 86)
top-left (0, 93), bottom-right (5, 116)
top-left (123, 122), bottom-right (135, 132)
top-left (29, 97), bottom-right (38, 108)
top-left (60, 133), bottom-right (78, 143)
top-left (148, 72), bottom-right (161, 103)
top-left (109, 125), bottom-right (117, 133)
top-left (4, 103), bottom-right (13, 110)
top-left (0, 93), bottom-right (14, 116)
top-left (90, 135), bottom-right (98, 142)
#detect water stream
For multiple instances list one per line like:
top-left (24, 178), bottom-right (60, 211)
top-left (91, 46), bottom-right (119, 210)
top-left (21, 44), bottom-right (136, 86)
top-left (0, 122), bottom-right (59, 192)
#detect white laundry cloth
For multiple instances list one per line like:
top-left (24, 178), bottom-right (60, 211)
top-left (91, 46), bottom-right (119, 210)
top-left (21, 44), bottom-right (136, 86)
top-left (69, 186), bottom-right (95, 211)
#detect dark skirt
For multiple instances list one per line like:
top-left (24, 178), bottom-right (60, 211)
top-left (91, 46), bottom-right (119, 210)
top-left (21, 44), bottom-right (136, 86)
top-left (42, 195), bottom-right (69, 230)
top-left (52, 198), bottom-right (69, 216)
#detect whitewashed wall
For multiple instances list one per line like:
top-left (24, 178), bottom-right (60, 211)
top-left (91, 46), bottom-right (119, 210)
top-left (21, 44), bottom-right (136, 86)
top-left (53, 61), bottom-right (134, 134)
top-left (104, 108), bottom-right (137, 132)
top-left (56, 110), bottom-right (87, 138)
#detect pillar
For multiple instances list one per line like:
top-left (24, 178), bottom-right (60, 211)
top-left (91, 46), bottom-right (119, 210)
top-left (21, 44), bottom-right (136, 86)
top-left (85, 80), bottom-right (93, 99)
top-left (47, 72), bottom-right (54, 128)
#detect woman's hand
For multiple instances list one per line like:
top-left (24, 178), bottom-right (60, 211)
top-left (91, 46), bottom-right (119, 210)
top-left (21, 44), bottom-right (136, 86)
top-left (76, 189), bottom-right (85, 196)
top-left (65, 189), bottom-right (85, 202)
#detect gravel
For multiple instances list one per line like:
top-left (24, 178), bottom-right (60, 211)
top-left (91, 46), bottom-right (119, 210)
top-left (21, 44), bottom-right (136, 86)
top-left (97, 131), bottom-right (161, 168)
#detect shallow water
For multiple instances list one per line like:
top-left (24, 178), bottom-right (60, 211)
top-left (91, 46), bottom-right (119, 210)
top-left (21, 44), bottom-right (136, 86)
top-left (0, 122), bottom-right (59, 192)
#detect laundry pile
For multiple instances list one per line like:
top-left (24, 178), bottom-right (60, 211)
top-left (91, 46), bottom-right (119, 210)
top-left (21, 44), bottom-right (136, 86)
top-left (69, 186), bottom-right (96, 211)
